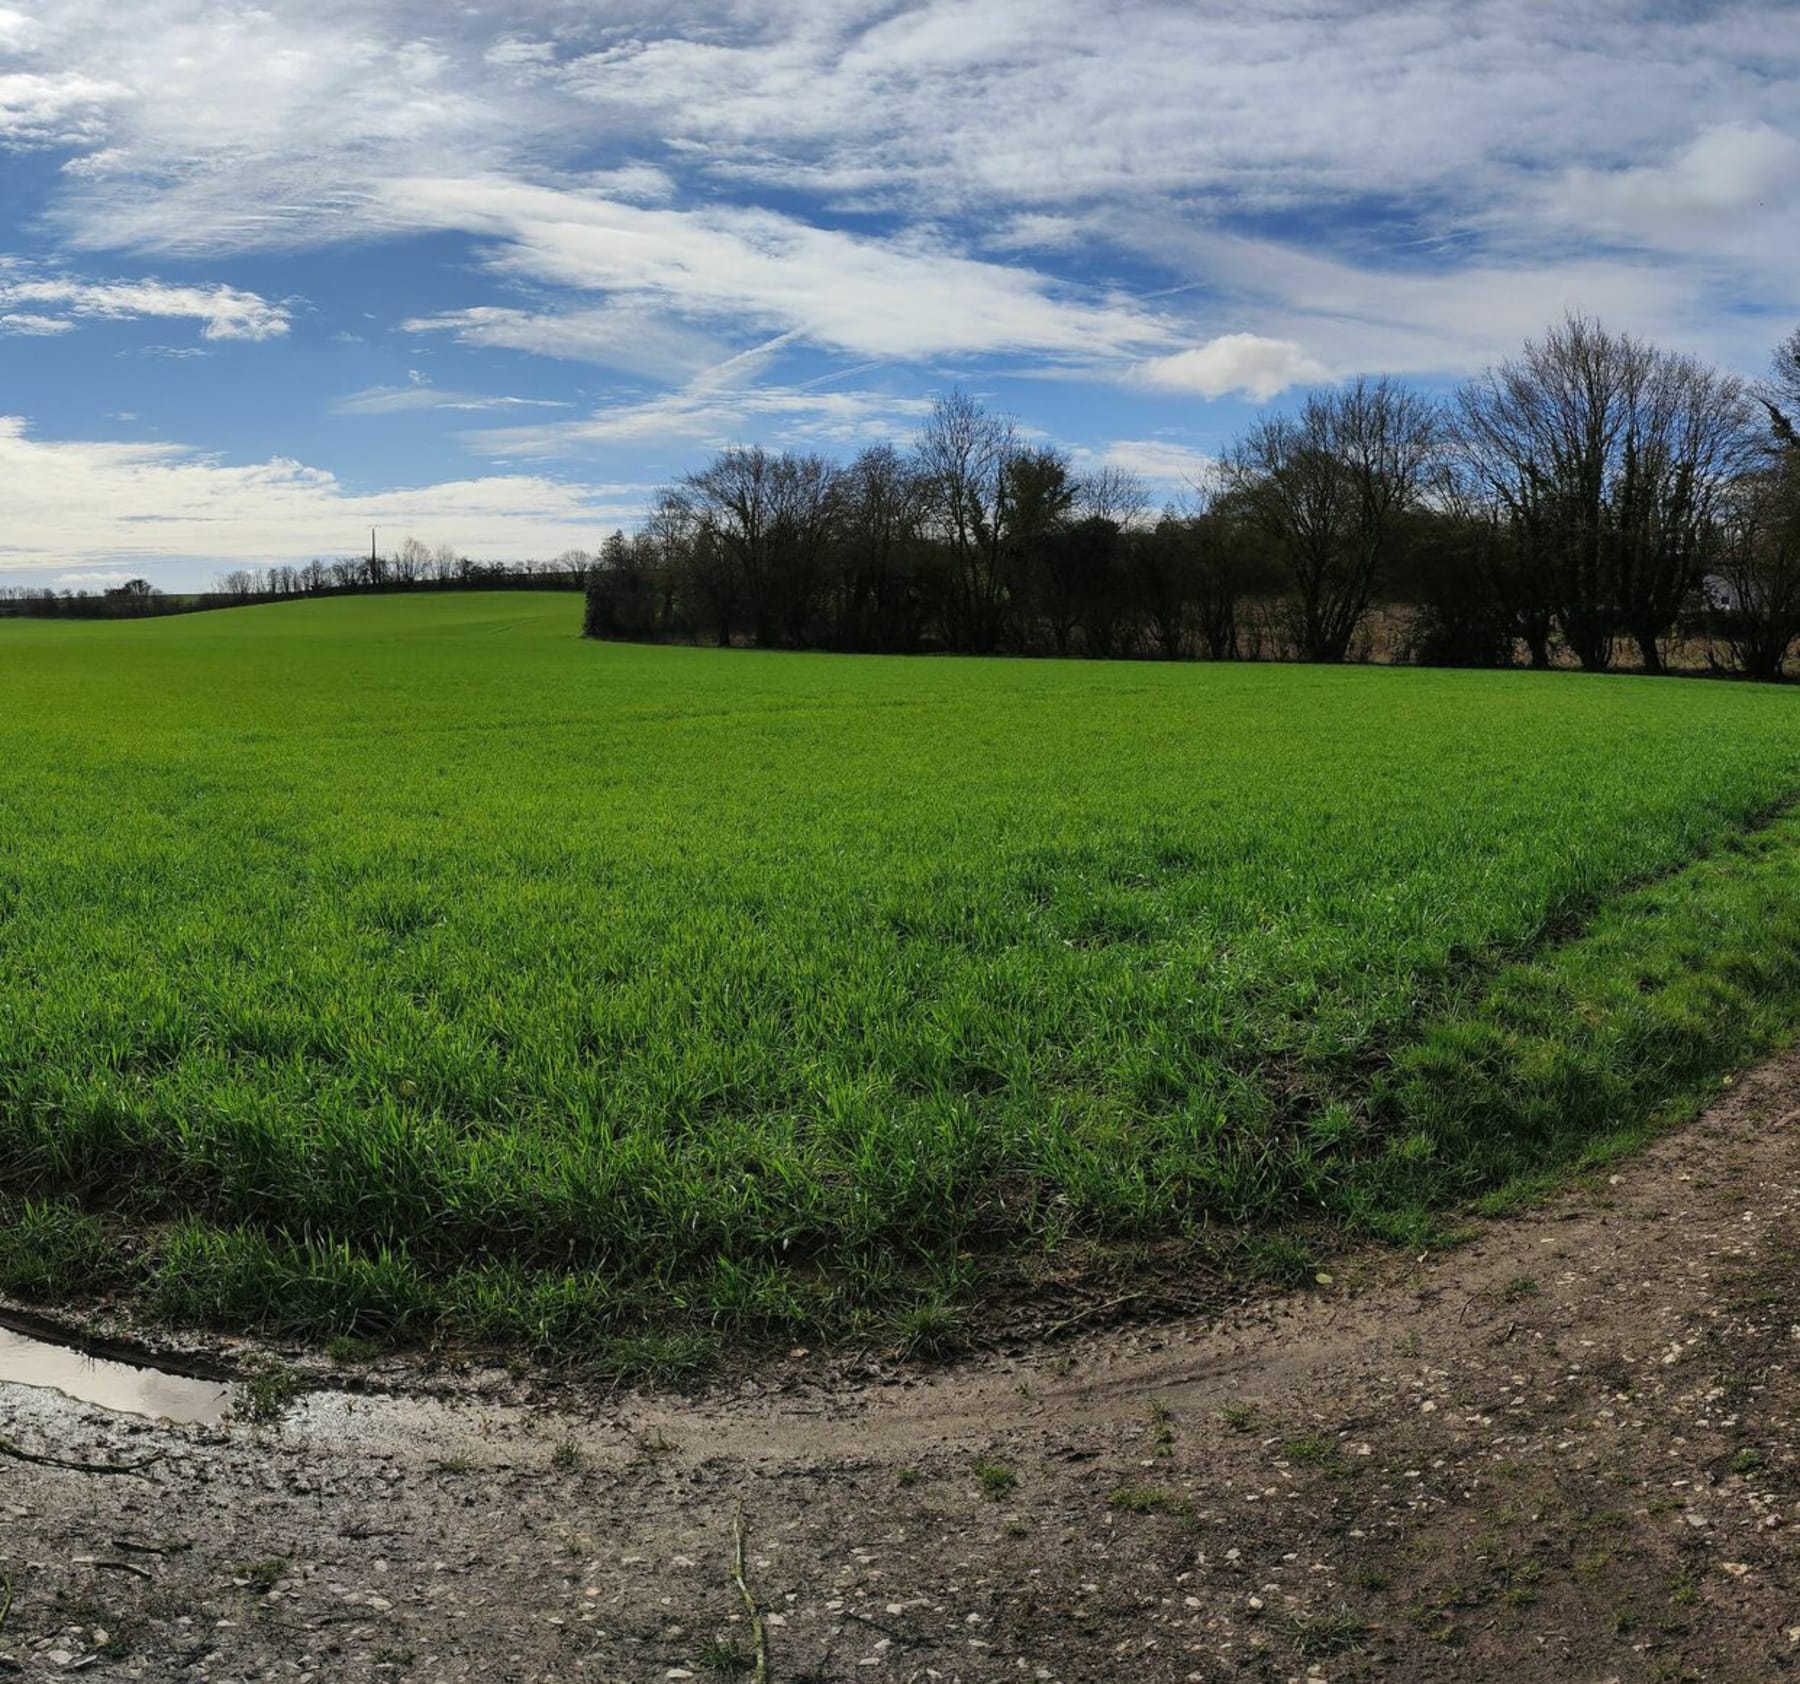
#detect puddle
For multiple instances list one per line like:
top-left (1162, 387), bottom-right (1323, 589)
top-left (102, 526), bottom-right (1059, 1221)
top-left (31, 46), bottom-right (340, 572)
top-left (0, 1327), bottom-right (231, 1425)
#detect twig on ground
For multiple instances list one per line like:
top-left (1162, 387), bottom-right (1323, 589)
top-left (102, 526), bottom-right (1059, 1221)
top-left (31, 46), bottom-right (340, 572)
top-left (840, 1607), bottom-right (916, 1644)
top-left (0, 1438), bottom-right (162, 1477)
top-left (0, 1575), bottom-right (13, 1635)
top-left (1040, 1291), bottom-right (1148, 1341)
top-left (109, 1538), bottom-right (192, 1556)
top-left (86, 1560), bottom-right (152, 1582)
top-left (732, 1499), bottom-right (772, 1684)
top-left (255, 1615), bottom-right (367, 1634)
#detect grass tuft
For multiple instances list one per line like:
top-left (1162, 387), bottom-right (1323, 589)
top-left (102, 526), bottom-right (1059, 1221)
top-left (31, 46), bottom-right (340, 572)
top-left (1108, 1485), bottom-right (1190, 1516)
top-left (230, 1360), bottom-right (304, 1428)
top-left (0, 1201), bottom-right (128, 1299)
top-left (973, 1458), bottom-right (1017, 1499)
top-left (891, 1298), bottom-right (967, 1362)
top-left (697, 1639), bottom-right (755, 1678)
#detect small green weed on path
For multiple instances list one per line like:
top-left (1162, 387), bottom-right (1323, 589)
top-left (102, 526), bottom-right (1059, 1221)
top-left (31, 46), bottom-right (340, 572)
top-left (973, 1459), bottom-right (1017, 1499)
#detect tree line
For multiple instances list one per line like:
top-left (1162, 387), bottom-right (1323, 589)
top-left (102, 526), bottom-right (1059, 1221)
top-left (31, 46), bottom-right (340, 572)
top-left (584, 317), bottom-right (1800, 678)
top-left (0, 544), bottom-right (592, 621)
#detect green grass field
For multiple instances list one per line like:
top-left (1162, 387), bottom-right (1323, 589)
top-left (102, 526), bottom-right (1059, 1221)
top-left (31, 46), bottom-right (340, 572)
top-left (6, 592), bottom-right (1800, 1367)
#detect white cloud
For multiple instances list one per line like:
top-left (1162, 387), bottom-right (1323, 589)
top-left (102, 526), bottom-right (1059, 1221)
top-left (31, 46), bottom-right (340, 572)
top-left (473, 380), bottom-right (932, 457)
top-left (389, 174), bottom-right (1172, 365)
top-left (1096, 438), bottom-right (1218, 487)
top-left (0, 67), bottom-right (119, 144)
top-left (1547, 122), bottom-right (1800, 245)
top-left (1136, 335), bottom-right (1327, 401)
top-left (55, 568), bottom-right (140, 586)
top-left (0, 267), bottom-right (289, 339)
top-left (331, 374), bottom-right (571, 415)
top-left (0, 310), bottom-right (74, 334)
top-left (0, 417), bottom-right (645, 568)
top-left (403, 302), bottom-right (726, 381)
top-left (11, 7), bottom-right (1799, 271)
top-left (983, 214), bottom-right (1085, 253)
top-left (1110, 223), bottom-right (1741, 377)
top-left (484, 35), bottom-right (557, 71)
top-left (550, 2), bottom-right (1800, 219)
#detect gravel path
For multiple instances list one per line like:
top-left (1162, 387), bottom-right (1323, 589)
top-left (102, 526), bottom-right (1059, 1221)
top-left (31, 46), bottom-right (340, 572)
top-left (3, 1052), bottom-right (1798, 1682)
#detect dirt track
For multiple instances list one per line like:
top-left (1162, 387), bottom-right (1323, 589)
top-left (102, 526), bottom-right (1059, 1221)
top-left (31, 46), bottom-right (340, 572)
top-left (3, 1052), bottom-right (1799, 1683)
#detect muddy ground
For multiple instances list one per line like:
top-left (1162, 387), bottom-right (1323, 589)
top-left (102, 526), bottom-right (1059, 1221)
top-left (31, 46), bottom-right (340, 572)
top-left (3, 1054), bottom-right (1799, 1684)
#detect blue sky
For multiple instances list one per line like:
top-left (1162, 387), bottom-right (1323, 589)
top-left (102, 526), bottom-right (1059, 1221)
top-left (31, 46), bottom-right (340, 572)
top-left (1, 0), bottom-right (1797, 590)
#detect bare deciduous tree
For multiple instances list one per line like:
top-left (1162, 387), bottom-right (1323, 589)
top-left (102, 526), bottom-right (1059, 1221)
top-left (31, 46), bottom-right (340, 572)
top-left (1711, 428), bottom-right (1800, 680)
top-left (1457, 316), bottom-right (1753, 671)
top-left (836, 443), bottom-right (924, 650)
top-left (390, 536), bottom-right (430, 583)
top-left (1077, 466), bottom-right (1151, 530)
top-left (1766, 324), bottom-right (1800, 445)
top-left (914, 390), bottom-right (1018, 652)
top-left (680, 447), bottom-right (778, 645)
top-left (679, 446), bottom-right (843, 646)
top-left (764, 451), bottom-right (841, 646)
top-left (1223, 376), bottom-right (1440, 662)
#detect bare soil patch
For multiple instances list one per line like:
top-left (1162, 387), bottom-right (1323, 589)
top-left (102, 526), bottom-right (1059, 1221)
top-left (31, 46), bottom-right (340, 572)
top-left (3, 1052), bottom-right (1799, 1681)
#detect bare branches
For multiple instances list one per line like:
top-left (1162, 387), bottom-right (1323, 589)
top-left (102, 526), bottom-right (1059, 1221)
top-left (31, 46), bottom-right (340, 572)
top-left (1455, 314), bottom-right (1756, 671)
top-left (731, 1500), bottom-right (772, 1684)
top-left (678, 446), bottom-right (846, 648)
top-left (1222, 376), bottom-right (1439, 662)
top-left (914, 390), bottom-right (1020, 651)
top-left (1077, 466), bottom-right (1151, 530)
top-left (1711, 443), bottom-right (1800, 679)
top-left (0, 1437), bottom-right (164, 1477)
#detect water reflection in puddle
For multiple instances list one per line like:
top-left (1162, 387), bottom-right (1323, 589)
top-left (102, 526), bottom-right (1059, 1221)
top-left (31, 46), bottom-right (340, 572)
top-left (0, 1327), bottom-right (231, 1425)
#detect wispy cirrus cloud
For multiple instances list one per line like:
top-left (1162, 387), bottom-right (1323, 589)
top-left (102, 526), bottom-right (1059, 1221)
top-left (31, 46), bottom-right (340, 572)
top-left (0, 264), bottom-right (289, 339)
top-left (0, 309), bottom-right (72, 334)
top-left (402, 302), bottom-right (727, 382)
top-left (471, 336), bottom-right (933, 456)
top-left (1094, 438), bottom-right (1217, 490)
top-left (1107, 222), bottom-right (1737, 376)
top-left (389, 175), bottom-right (1173, 367)
top-left (332, 371), bottom-right (571, 415)
top-left (15, 2), bottom-right (1798, 248)
top-left (472, 383), bottom-right (933, 457)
